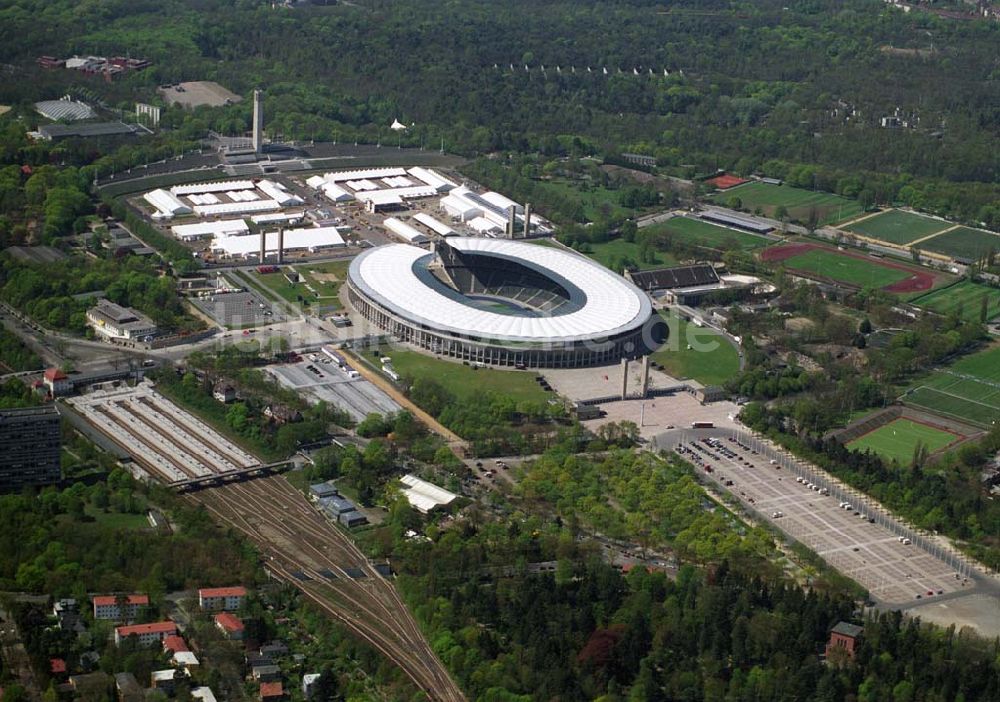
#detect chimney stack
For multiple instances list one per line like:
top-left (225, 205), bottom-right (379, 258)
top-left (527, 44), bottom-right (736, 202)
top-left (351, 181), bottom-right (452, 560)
top-left (259, 231), bottom-right (266, 264)
top-left (507, 206), bottom-right (517, 239)
top-left (252, 89), bottom-right (264, 154)
top-left (620, 357), bottom-right (629, 400)
top-left (277, 228), bottom-right (284, 264)
top-left (522, 202), bottom-right (532, 238)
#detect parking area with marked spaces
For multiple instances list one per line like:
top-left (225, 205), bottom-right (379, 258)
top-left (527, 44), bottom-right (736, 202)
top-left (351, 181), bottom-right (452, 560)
top-left (190, 290), bottom-right (286, 328)
top-left (655, 428), bottom-right (975, 605)
top-left (266, 359), bottom-right (400, 422)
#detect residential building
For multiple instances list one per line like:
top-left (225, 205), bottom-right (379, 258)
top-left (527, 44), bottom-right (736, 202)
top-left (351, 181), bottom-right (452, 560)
top-left (50, 658), bottom-right (67, 677)
top-left (172, 650), bottom-right (200, 672)
top-left (151, 669), bottom-right (177, 693)
top-left (114, 621), bottom-right (176, 647)
top-left (191, 687), bottom-right (219, 702)
top-left (43, 368), bottom-right (71, 396)
top-left (0, 406), bottom-right (61, 490)
top-left (252, 664), bottom-right (281, 683)
top-left (69, 672), bottom-right (111, 698)
top-left (213, 382), bottom-right (237, 404)
top-left (115, 672), bottom-right (144, 702)
top-left (263, 404), bottom-right (302, 424)
top-left (302, 673), bottom-right (321, 699)
top-left (214, 612), bottom-right (245, 640)
top-left (92, 594), bottom-right (149, 622)
top-left (826, 621), bottom-right (863, 662)
top-left (259, 642), bottom-right (289, 658)
top-left (199, 586), bottom-right (248, 611)
top-left (86, 299), bottom-right (158, 342)
top-left (260, 681), bottom-right (284, 701)
top-left (163, 635), bottom-right (188, 653)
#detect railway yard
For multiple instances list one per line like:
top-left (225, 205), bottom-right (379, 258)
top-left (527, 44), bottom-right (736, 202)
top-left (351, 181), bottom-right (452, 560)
top-left (185, 475), bottom-right (465, 702)
top-left (66, 382), bottom-right (260, 484)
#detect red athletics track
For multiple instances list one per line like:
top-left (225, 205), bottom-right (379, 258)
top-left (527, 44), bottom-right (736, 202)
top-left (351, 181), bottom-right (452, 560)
top-left (760, 242), bottom-right (937, 293)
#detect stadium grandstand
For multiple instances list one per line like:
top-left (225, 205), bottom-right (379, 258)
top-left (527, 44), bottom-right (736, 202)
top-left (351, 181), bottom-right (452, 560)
top-left (347, 238), bottom-right (662, 368)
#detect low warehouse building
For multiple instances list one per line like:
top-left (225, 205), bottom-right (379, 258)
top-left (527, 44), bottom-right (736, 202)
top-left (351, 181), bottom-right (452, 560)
top-left (400, 474), bottom-right (458, 514)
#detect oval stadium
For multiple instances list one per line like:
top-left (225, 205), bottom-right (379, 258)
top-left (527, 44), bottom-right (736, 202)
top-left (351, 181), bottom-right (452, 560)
top-left (347, 237), bottom-right (662, 368)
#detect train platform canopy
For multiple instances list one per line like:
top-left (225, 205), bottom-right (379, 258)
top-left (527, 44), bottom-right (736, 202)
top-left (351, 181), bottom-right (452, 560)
top-left (400, 474), bottom-right (458, 514)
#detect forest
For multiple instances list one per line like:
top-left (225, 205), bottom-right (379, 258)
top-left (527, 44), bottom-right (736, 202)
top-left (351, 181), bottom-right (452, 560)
top-left (0, 0), bottom-right (998, 225)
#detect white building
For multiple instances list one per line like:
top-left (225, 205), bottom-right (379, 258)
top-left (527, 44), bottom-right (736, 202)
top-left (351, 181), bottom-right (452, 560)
top-left (400, 474), bottom-right (458, 514)
top-left (171, 219), bottom-right (248, 241)
top-left (408, 167), bottom-right (458, 193)
top-left (114, 621), bottom-right (177, 647)
top-left (143, 189), bottom-right (192, 219)
top-left (320, 183), bottom-right (353, 203)
top-left (257, 179), bottom-right (303, 207)
top-left (211, 227), bottom-right (346, 259)
top-left (440, 194), bottom-right (481, 221)
top-left (413, 213), bottom-right (455, 237)
top-left (191, 687), bottom-right (218, 702)
top-left (171, 180), bottom-right (254, 196)
top-left (86, 300), bottom-right (157, 341)
top-left (198, 586), bottom-right (248, 611)
top-left (92, 594), bottom-right (149, 621)
top-left (193, 200), bottom-right (281, 217)
top-left (384, 217), bottom-right (428, 244)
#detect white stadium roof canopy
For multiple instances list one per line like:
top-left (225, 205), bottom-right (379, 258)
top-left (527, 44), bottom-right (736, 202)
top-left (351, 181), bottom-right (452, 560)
top-left (349, 237), bottom-right (652, 343)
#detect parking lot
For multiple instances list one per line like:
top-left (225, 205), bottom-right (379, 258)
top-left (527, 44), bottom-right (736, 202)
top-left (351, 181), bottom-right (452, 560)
top-left (190, 290), bottom-right (286, 328)
top-left (267, 359), bottom-right (400, 422)
top-left (657, 427), bottom-right (975, 605)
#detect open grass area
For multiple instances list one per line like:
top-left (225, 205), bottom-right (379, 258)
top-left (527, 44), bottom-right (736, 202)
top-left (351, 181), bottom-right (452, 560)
top-left (84, 508), bottom-right (152, 530)
top-left (583, 238), bottom-right (678, 271)
top-left (711, 181), bottom-right (862, 225)
top-left (846, 418), bottom-right (959, 464)
top-left (370, 346), bottom-right (554, 404)
top-left (912, 280), bottom-right (1000, 322)
top-left (780, 249), bottom-right (911, 288)
top-left (532, 178), bottom-right (634, 223)
top-left (844, 210), bottom-right (951, 245)
top-left (255, 260), bottom-right (349, 310)
top-left (647, 216), bottom-right (771, 251)
top-left (904, 345), bottom-right (1000, 427)
top-left (919, 226), bottom-right (1000, 261)
top-left (651, 311), bottom-right (740, 386)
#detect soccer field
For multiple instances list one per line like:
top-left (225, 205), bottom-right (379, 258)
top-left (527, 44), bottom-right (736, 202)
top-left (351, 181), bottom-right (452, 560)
top-left (912, 281), bottom-right (1000, 322)
top-left (712, 182), bottom-right (861, 225)
top-left (844, 210), bottom-right (951, 245)
top-left (647, 216), bottom-right (771, 251)
top-left (846, 418), bottom-right (960, 464)
top-left (904, 345), bottom-right (1000, 427)
top-left (780, 249), bottom-right (911, 288)
top-left (919, 226), bottom-right (1000, 261)
top-left (651, 311), bottom-right (740, 386)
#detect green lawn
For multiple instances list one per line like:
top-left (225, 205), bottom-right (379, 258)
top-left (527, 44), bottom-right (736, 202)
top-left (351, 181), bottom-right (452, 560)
top-left (919, 226), bottom-right (1000, 261)
top-left (846, 418), bottom-right (959, 464)
top-left (532, 178), bottom-right (633, 223)
top-left (651, 312), bottom-right (740, 386)
top-left (844, 210), bottom-right (951, 245)
top-left (781, 249), bottom-right (911, 288)
top-left (912, 281), bottom-right (1000, 322)
top-left (903, 345), bottom-right (1000, 427)
top-left (646, 216), bottom-right (771, 251)
top-left (370, 347), bottom-right (553, 404)
top-left (711, 181), bottom-right (862, 226)
top-left (583, 238), bottom-right (678, 272)
top-left (254, 260), bottom-right (349, 310)
top-left (84, 507), bottom-right (151, 530)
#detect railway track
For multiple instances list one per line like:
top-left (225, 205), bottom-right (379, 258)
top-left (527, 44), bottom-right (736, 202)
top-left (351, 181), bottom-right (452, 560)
top-left (186, 475), bottom-right (465, 702)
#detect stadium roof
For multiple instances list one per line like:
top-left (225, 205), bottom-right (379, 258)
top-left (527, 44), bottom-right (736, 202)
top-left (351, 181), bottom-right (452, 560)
top-left (349, 237), bottom-right (652, 343)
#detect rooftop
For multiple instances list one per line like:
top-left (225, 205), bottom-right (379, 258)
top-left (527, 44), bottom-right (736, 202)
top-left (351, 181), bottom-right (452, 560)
top-left (200, 586), bottom-right (248, 598)
top-left (93, 594), bottom-right (149, 607)
top-left (115, 621), bottom-right (176, 637)
top-left (831, 621), bottom-right (864, 638)
top-left (214, 612), bottom-right (244, 632)
top-left (260, 681), bottom-right (284, 699)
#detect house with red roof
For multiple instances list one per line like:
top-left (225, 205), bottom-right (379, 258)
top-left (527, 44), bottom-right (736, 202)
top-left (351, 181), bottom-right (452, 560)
top-left (199, 586), bottom-right (248, 611)
top-left (114, 621), bottom-right (176, 647)
top-left (92, 594), bottom-right (149, 622)
top-left (162, 635), bottom-right (189, 654)
top-left (214, 612), bottom-right (245, 641)
top-left (43, 368), bottom-right (71, 396)
top-left (260, 681), bottom-right (284, 701)
top-left (50, 658), bottom-right (67, 677)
